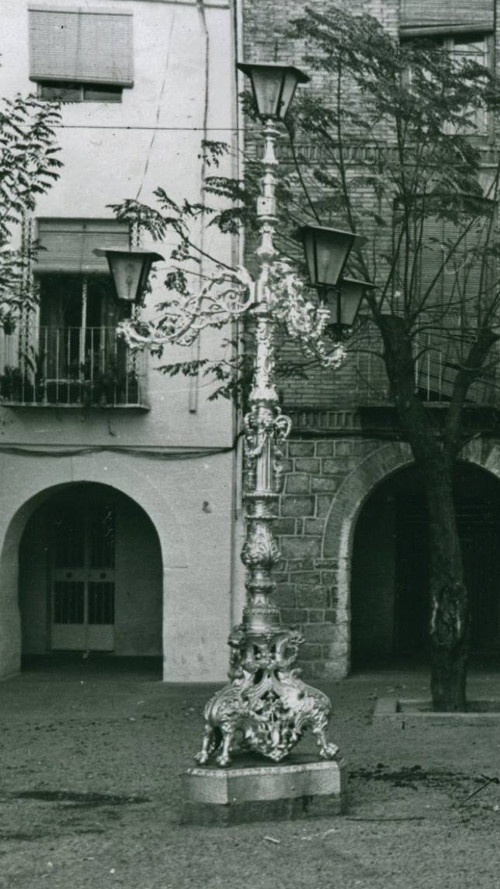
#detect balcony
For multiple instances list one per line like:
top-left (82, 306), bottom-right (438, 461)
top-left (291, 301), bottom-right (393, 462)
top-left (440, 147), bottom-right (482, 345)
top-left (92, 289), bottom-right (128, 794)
top-left (352, 325), bottom-right (500, 407)
top-left (0, 327), bottom-right (148, 408)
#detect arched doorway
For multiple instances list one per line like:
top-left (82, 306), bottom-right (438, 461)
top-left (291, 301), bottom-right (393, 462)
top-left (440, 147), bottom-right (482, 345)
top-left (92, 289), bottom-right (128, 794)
top-left (18, 483), bottom-right (163, 663)
top-left (351, 462), bottom-right (500, 668)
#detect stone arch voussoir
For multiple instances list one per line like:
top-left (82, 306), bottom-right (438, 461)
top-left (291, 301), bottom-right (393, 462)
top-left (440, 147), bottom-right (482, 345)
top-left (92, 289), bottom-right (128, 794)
top-left (321, 441), bottom-right (414, 677)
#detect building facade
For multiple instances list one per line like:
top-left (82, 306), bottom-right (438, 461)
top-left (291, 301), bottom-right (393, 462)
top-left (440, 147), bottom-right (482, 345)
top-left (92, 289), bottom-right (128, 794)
top-left (4, 0), bottom-right (500, 686)
top-left (241, 0), bottom-right (500, 677)
top-left (0, 0), bottom-right (240, 682)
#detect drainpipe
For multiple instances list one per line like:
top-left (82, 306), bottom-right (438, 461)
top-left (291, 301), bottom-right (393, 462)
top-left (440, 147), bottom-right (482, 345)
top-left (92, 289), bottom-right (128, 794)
top-left (189, 0), bottom-right (210, 414)
top-left (229, 0), bottom-right (247, 627)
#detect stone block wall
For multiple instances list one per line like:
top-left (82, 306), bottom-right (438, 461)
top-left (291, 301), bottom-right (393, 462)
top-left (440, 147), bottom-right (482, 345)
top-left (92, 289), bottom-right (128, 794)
top-left (274, 435), bottom-right (382, 678)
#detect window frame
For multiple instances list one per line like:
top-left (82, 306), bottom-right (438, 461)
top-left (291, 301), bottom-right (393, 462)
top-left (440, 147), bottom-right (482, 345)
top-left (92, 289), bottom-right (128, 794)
top-left (400, 31), bottom-right (494, 141)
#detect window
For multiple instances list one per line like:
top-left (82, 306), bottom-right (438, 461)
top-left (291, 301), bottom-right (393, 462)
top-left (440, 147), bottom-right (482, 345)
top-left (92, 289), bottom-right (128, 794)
top-left (39, 274), bottom-right (125, 398)
top-left (400, 0), bottom-right (494, 137)
top-left (393, 197), bottom-right (497, 401)
top-left (39, 82), bottom-right (123, 103)
top-left (29, 6), bottom-right (133, 91)
top-left (29, 220), bottom-right (145, 407)
top-left (401, 33), bottom-right (492, 136)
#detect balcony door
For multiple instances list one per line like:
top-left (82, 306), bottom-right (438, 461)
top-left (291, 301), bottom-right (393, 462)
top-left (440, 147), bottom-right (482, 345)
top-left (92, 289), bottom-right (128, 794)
top-left (39, 274), bottom-right (124, 396)
top-left (50, 498), bottom-right (115, 651)
top-left (30, 218), bottom-right (141, 407)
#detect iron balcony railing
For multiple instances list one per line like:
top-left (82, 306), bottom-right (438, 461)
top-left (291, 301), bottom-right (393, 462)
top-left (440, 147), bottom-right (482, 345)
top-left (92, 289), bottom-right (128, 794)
top-left (280, 322), bottom-right (500, 410)
top-left (351, 324), bottom-right (500, 407)
top-left (0, 326), bottom-right (148, 407)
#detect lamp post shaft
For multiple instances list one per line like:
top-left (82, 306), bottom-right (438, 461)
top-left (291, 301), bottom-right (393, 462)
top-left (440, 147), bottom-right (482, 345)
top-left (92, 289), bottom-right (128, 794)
top-left (242, 120), bottom-right (282, 635)
top-left (194, 120), bottom-right (339, 768)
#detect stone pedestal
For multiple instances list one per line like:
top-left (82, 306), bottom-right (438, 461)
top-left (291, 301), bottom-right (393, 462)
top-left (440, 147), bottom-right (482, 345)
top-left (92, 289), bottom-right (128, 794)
top-left (182, 753), bottom-right (347, 825)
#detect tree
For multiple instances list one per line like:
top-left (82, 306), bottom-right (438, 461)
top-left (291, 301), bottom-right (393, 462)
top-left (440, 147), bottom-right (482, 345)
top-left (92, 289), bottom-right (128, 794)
top-left (0, 90), bottom-right (62, 331)
top-left (283, 6), bottom-right (500, 710)
top-left (113, 5), bottom-right (500, 711)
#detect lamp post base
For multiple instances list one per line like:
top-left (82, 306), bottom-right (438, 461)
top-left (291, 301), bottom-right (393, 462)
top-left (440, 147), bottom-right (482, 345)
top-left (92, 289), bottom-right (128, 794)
top-left (194, 625), bottom-right (338, 767)
top-left (182, 753), bottom-right (347, 825)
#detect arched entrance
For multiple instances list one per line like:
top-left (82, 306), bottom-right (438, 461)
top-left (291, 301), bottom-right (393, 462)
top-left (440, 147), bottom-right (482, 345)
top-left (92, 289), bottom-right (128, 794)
top-left (18, 482), bottom-right (163, 662)
top-left (351, 462), bottom-right (500, 668)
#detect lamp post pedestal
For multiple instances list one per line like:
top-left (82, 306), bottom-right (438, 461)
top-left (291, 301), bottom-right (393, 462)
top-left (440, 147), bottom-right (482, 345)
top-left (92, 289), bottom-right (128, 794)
top-left (182, 755), bottom-right (347, 825)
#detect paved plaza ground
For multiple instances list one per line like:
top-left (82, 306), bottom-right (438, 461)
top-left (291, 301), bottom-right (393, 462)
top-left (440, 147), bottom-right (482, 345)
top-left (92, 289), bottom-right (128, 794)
top-left (1, 658), bottom-right (500, 888)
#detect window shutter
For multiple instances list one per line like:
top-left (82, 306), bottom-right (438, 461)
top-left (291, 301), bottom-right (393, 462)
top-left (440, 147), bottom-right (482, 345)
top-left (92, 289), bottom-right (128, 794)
top-left (411, 212), bottom-right (494, 400)
top-left (29, 6), bottom-right (133, 86)
top-left (392, 212), bottom-right (452, 398)
top-left (400, 0), bottom-right (494, 36)
top-left (36, 220), bottom-right (130, 274)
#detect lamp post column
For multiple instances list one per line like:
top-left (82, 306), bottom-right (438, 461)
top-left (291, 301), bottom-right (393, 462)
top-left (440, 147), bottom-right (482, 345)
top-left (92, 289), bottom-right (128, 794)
top-left (241, 119), bottom-right (285, 636)
top-left (195, 120), bottom-right (339, 768)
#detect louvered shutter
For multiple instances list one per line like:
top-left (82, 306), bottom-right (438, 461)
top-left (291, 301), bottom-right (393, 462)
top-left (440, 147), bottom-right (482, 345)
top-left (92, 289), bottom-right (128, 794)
top-left (407, 215), bottom-right (453, 398)
top-left (36, 220), bottom-right (130, 274)
top-left (29, 6), bottom-right (133, 86)
top-left (400, 0), bottom-right (494, 36)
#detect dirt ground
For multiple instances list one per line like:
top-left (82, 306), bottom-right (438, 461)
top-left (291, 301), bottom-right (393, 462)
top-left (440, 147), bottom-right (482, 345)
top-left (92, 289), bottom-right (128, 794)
top-left (1, 660), bottom-right (500, 889)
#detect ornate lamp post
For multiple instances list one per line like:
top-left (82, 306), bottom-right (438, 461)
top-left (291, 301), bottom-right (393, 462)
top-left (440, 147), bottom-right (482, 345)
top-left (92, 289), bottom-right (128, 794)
top-left (102, 64), bottom-right (360, 773)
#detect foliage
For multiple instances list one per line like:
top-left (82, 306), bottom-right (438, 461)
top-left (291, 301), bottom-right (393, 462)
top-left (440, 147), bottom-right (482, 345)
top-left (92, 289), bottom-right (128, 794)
top-left (112, 188), bottom-right (345, 397)
top-left (286, 7), bottom-right (500, 331)
top-left (112, 7), bottom-right (500, 418)
top-left (0, 91), bottom-right (62, 331)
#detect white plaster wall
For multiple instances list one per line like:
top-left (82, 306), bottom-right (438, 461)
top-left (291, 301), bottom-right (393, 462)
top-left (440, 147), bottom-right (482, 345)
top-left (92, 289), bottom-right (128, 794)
top-left (0, 0), bottom-right (239, 681)
top-left (19, 508), bottom-right (48, 654)
top-left (0, 449), bottom-right (234, 681)
top-left (114, 496), bottom-right (163, 655)
top-left (0, 0), bottom-right (238, 447)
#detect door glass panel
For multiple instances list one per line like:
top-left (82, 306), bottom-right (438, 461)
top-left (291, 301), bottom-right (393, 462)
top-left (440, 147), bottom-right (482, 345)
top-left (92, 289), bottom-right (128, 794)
top-left (86, 276), bottom-right (116, 327)
top-left (53, 581), bottom-right (85, 624)
top-left (40, 275), bottom-right (83, 328)
top-left (88, 582), bottom-right (115, 624)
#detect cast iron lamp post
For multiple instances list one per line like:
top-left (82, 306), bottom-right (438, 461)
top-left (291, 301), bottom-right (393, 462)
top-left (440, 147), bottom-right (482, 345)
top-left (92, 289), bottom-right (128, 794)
top-left (102, 63), bottom-right (363, 768)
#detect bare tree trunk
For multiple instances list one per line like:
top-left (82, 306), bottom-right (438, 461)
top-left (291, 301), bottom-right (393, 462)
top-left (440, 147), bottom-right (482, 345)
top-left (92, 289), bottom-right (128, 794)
top-left (421, 459), bottom-right (469, 711)
top-left (379, 316), bottom-right (469, 710)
